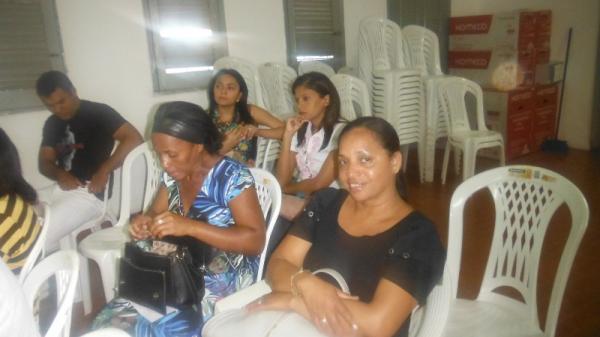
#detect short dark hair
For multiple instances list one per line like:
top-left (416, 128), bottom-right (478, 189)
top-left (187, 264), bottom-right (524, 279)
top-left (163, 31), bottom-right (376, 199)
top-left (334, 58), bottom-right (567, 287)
top-left (36, 70), bottom-right (75, 97)
top-left (152, 101), bottom-right (223, 155)
top-left (0, 128), bottom-right (37, 203)
top-left (292, 72), bottom-right (341, 150)
top-left (208, 68), bottom-right (254, 125)
top-left (338, 117), bottom-right (408, 199)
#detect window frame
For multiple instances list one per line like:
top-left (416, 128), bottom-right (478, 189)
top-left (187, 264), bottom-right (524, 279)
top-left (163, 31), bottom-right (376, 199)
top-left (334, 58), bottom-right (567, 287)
top-left (283, 0), bottom-right (346, 71)
top-left (143, 0), bottom-right (228, 93)
top-left (0, 0), bottom-right (66, 114)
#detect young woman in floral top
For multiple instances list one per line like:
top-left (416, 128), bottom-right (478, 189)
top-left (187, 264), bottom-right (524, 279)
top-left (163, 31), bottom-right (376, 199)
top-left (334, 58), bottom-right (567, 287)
top-left (208, 69), bottom-right (283, 165)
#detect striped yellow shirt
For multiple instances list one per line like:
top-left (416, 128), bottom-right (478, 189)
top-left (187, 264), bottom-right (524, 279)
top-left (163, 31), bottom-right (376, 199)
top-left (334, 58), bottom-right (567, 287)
top-left (0, 194), bottom-right (40, 271)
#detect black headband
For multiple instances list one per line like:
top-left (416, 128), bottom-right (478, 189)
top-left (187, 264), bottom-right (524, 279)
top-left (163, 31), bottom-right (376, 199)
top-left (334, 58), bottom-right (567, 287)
top-left (153, 117), bottom-right (203, 144)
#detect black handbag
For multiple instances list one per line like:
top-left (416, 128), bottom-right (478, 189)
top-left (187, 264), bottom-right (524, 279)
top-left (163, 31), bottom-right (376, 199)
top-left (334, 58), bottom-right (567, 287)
top-left (118, 240), bottom-right (205, 314)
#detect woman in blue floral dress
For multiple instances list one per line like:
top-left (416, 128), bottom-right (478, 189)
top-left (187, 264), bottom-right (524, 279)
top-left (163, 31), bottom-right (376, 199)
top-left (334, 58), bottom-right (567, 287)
top-left (92, 101), bottom-right (266, 336)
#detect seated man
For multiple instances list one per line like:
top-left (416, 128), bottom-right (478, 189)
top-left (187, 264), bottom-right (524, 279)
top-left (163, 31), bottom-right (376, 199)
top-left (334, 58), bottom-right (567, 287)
top-left (36, 70), bottom-right (143, 251)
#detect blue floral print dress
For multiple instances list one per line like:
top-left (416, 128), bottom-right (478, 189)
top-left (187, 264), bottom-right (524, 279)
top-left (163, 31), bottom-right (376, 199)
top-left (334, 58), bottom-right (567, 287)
top-left (92, 157), bottom-right (258, 337)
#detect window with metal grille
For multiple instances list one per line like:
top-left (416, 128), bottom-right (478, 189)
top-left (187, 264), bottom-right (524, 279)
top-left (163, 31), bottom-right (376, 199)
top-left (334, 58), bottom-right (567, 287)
top-left (143, 0), bottom-right (227, 92)
top-left (0, 0), bottom-right (65, 113)
top-left (284, 0), bottom-right (345, 70)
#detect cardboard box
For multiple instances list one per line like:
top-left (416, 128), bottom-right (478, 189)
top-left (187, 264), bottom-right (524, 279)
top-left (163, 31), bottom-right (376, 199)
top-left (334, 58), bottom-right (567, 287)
top-left (531, 83), bottom-right (559, 149)
top-left (449, 10), bottom-right (552, 90)
top-left (481, 87), bottom-right (535, 160)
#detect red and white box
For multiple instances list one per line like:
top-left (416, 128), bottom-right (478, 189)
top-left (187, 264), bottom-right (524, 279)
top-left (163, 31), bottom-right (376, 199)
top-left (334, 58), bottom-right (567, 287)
top-left (448, 10), bottom-right (552, 90)
top-left (531, 83), bottom-right (559, 150)
top-left (481, 87), bottom-right (536, 160)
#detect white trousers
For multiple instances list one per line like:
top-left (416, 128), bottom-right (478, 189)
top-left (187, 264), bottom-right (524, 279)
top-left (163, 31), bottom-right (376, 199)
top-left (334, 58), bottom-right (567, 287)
top-left (37, 185), bottom-right (104, 252)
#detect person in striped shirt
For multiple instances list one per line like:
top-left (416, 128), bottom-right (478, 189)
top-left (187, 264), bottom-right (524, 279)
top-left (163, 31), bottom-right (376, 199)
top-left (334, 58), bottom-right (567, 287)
top-left (0, 128), bottom-right (41, 272)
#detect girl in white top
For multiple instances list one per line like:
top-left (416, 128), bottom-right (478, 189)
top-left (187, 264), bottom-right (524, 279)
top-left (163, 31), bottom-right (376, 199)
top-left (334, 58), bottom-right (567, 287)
top-left (276, 72), bottom-right (344, 219)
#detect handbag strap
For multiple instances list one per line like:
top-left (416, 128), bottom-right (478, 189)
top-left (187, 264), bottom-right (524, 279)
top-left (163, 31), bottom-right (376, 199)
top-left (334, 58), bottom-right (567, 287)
top-left (312, 268), bottom-right (349, 293)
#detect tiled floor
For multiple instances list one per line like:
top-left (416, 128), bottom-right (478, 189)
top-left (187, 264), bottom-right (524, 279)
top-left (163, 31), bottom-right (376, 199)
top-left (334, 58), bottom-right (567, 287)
top-left (70, 148), bottom-right (600, 337)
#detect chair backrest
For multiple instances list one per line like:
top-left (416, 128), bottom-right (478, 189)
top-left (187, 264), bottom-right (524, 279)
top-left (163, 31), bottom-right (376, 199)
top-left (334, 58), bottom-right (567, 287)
top-left (298, 60), bottom-right (335, 77)
top-left (447, 166), bottom-right (588, 336)
top-left (19, 203), bottom-right (51, 284)
top-left (115, 141), bottom-right (163, 227)
top-left (258, 62), bottom-right (298, 119)
top-left (22, 250), bottom-right (80, 337)
top-left (330, 73), bottom-right (372, 120)
top-left (402, 25), bottom-right (444, 76)
top-left (254, 137), bottom-right (281, 172)
top-left (249, 168), bottom-right (282, 281)
top-left (213, 56), bottom-right (266, 109)
top-left (437, 77), bottom-right (488, 135)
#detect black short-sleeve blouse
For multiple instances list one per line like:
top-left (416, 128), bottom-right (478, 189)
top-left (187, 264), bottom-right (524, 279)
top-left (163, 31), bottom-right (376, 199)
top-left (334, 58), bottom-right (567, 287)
top-left (289, 188), bottom-right (446, 337)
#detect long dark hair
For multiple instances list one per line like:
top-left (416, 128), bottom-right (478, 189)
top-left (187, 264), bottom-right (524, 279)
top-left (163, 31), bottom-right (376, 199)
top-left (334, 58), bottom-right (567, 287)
top-left (152, 101), bottom-right (223, 155)
top-left (292, 72), bottom-right (341, 150)
top-left (0, 128), bottom-right (37, 203)
top-left (208, 68), bottom-right (254, 125)
top-left (338, 117), bottom-right (408, 199)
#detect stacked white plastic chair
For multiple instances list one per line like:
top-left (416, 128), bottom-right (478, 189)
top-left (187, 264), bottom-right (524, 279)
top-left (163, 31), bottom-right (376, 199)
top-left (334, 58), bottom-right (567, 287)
top-left (19, 203), bottom-right (51, 283)
top-left (79, 141), bottom-right (163, 303)
top-left (403, 25), bottom-right (452, 182)
top-left (330, 73), bottom-right (372, 121)
top-left (257, 62), bottom-right (297, 170)
top-left (441, 165), bottom-right (588, 337)
top-left (437, 77), bottom-right (505, 183)
top-left (298, 60), bottom-right (335, 77)
top-left (22, 250), bottom-right (80, 337)
top-left (258, 62), bottom-right (297, 120)
top-left (358, 17), bottom-right (426, 181)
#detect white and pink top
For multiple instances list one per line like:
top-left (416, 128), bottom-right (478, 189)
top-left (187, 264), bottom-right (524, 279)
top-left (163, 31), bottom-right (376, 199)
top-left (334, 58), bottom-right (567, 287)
top-left (290, 122), bottom-right (344, 187)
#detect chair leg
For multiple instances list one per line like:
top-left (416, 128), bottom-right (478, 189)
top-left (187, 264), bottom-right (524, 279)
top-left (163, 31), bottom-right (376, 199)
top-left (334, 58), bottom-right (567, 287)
top-left (453, 148), bottom-right (461, 176)
top-left (499, 143), bottom-right (506, 166)
top-left (441, 142), bottom-right (451, 184)
top-left (462, 143), bottom-right (475, 181)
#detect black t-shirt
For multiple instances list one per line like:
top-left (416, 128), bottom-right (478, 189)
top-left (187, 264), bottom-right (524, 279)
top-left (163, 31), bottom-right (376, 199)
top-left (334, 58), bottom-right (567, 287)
top-left (289, 188), bottom-right (446, 337)
top-left (41, 100), bottom-right (126, 182)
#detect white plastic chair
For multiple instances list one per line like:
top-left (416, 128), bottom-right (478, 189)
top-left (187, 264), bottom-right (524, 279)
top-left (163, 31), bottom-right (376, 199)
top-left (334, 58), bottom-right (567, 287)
top-left (437, 77), bottom-right (505, 184)
top-left (213, 56), bottom-right (267, 108)
top-left (330, 74), bottom-right (372, 121)
top-left (249, 168), bottom-right (282, 281)
top-left (79, 142), bottom-right (163, 303)
top-left (258, 62), bottom-right (297, 119)
top-left (403, 25), bottom-right (452, 183)
top-left (19, 203), bottom-right (51, 284)
top-left (79, 328), bottom-right (131, 337)
top-left (57, 178), bottom-right (113, 315)
top-left (254, 137), bottom-right (281, 172)
top-left (441, 165), bottom-right (589, 337)
top-left (408, 267), bottom-right (451, 337)
top-left (22, 250), bottom-right (80, 337)
top-left (298, 60), bottom-right (335, 77)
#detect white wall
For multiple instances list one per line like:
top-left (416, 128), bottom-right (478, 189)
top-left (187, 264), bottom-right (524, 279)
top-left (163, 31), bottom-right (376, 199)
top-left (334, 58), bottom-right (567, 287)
top-left (0, 0), bottom-right (387, 188)
top-left (451, 0), bottom-right (600, 150)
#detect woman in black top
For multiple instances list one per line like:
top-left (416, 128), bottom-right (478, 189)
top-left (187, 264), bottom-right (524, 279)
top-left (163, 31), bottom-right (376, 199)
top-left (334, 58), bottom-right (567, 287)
top-left (253, 117), bottom-right (445, 337)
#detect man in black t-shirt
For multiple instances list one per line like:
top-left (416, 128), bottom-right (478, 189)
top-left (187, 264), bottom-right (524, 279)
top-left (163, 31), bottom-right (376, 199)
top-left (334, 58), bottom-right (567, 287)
top-left (36, 71), bottom-right (143, 251)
